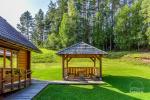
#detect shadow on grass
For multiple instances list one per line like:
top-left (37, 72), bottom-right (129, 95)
top-left (34, 84), bottom-right (140, 100)
top-left (103, 75), bottom-right (150, 93)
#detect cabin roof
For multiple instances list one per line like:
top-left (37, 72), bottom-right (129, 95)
top-left (0, 16), bottom-right (40, 52)
top-left (57, 42), bottom-right (107, 55)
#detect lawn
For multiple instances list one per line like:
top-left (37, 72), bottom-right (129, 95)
top-left (32, 50), bottom-right (150, 100)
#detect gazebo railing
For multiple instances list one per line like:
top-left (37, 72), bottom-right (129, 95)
top-left (0, 68), bottom-right (31, 94)
top-left (64, 67), bottom-right (100, 79)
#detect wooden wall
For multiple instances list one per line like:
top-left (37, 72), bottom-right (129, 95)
top-left (18, 50), bottom-right (30, 70)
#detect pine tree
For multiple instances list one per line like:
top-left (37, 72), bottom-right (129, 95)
top-left (141, 0), bottom-right (150, 47)
top-left (114, 5), bottom-right (131, 50)
top-left (45, 0), bottom-right (56, 34)
top-left (59, 13), bottom-right (71, 47)
top-left (34, 9), bottom-right (45, 47)
top-left (17, 11), bottom-right (33, 41)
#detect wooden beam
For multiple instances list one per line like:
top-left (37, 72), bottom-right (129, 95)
top-left (90, 57), bottom-right (96, 68)
top-left (64, 55), bottom-right (68, 60)
top-left (67, 57), bottom-right (72, 63)
top-left (90, 57), bottom-right (95, 62)
top-left (67, 54), bottom-right (97, 58)
top-left (0, 38), bottom-right (31, 51)
top-left (96, 55), bottom-right (102, 60)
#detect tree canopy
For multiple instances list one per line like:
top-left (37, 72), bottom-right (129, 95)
top-left (17, 0), bottom-right (150, 51)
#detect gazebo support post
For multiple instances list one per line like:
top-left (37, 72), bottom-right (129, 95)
top-left (62, 55), bottom-right (65, 80)
top-left (99, 55), bottom-right (102, 81)
top-left (66, 56), bottom-right (68, 79)
top-left (94, 57), bottom-right (96, 68)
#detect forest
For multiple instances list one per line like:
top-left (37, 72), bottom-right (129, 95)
top-left (17, 0), bottom-right (150, 51)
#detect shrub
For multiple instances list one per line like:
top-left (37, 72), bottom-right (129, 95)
top-left (31, 48), bottom-right (60, 63)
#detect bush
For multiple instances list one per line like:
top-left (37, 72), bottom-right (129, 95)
top-left (43, 33), bottom-right (62, 50)
top-left (32, 48), bottom-right (60, 63)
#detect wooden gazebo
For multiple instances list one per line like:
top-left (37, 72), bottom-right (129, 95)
top-left (57, 42), bottom-right (107, 81)
top-left (0, 16), bottom-right (40, 94)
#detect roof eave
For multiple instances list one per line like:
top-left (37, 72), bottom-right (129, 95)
top-left (0, 36), bottom-right (41, 53)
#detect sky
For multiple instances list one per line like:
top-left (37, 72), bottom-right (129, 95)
top-left (0, 0), bottom-right (55, 28)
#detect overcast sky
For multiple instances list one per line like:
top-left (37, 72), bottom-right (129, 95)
top-left (0, 0), bottom-right (55, 28)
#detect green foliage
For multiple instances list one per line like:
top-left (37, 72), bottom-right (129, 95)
top-left (114, 5), bottom-right (131, 49)
top-left (141, 0), bottom-right (150, 45)
top-left (18, 0), bottom-right (150, 50)
top-left (17, 11), bottom-right (33, 40)
top-left (68, 0), bottom-right (77, 17)
top-left (34, 9), bottom-right (45, 47)
top-left (44, 33), bottom-right (61, 50)
top-left (114, 1), bottom-right (148, 50)
top-left (59, 13), bottom-right (77, 47)
top-left (31, 48), bottom-right (60, 63)
top-left (93, 12), bottom-right (107, 49)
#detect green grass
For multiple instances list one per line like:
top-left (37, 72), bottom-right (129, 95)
top-left (32, 50), bottom-right (150, 100)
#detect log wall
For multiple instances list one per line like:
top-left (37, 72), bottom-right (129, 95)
top-left (18, 50), bottom-right (29, 70)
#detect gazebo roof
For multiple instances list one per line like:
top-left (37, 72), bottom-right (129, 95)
top-left (0, 16), bottom-right (40, 52)
top-left (57, 42), bottom-right (107, 55)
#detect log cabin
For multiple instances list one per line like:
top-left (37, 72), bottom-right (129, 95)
top-left (57, 42), bottom-right (107, 81)
top-left (0, 16), bottom-right (40, 94)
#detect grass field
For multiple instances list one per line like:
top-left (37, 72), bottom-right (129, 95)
top-left (32, 49), bottom-right (150, 100)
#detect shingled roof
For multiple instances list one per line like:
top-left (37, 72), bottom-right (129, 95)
top-left (0, 16), bottom-right (40, 52)
top-left (57, 42), bottom-right (107, 55)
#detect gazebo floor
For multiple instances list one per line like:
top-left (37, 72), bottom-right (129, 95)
top-left (48, 80), bottom-right (105, 85)
top-left (65, 78), bottom-right (100, 81)
top-left (31, 79), bottom-right (105, 85)
top-left (64, 75), bottom-right (100, 81)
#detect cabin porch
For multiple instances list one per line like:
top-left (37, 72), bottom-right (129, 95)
top-left (0, 68), bottom-right (31, 94)
top-left (0, 47), bottom-right (31, 94)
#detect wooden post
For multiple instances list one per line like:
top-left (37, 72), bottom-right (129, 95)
top-left (17, 51), bottom-right (20, 89)
top-left (3, 48), bottom-right (6, 68)
top-left (27, 51), bottom-right (31, 85)
top-left (24, 70), bottom-right (26, 87)
top-left (99, 55), bottom-right (102, 81)
top-left (66, 57), bottom-right (68, 79)
top-left (18, 69), bottom-right (20, 89)
top-left (66, 57), bottom-right (68, 68)
top-left (94, 57), bottom-right (96, 76)
top-left (94, 57), bottom-right (96, 68)
top-left (10, 50), bottom-right (13, 91)
top-left (1, 68), bottom-right (3, 94)
top-left (62, 55), bottom-right (65, 80)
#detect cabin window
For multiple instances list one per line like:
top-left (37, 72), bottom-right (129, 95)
top-left (0, 48), bottom-right (18, 68)
top-left (0, 47), bottom-right (3, 68)
top-left (12, 51), bottom-right (18, 68)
